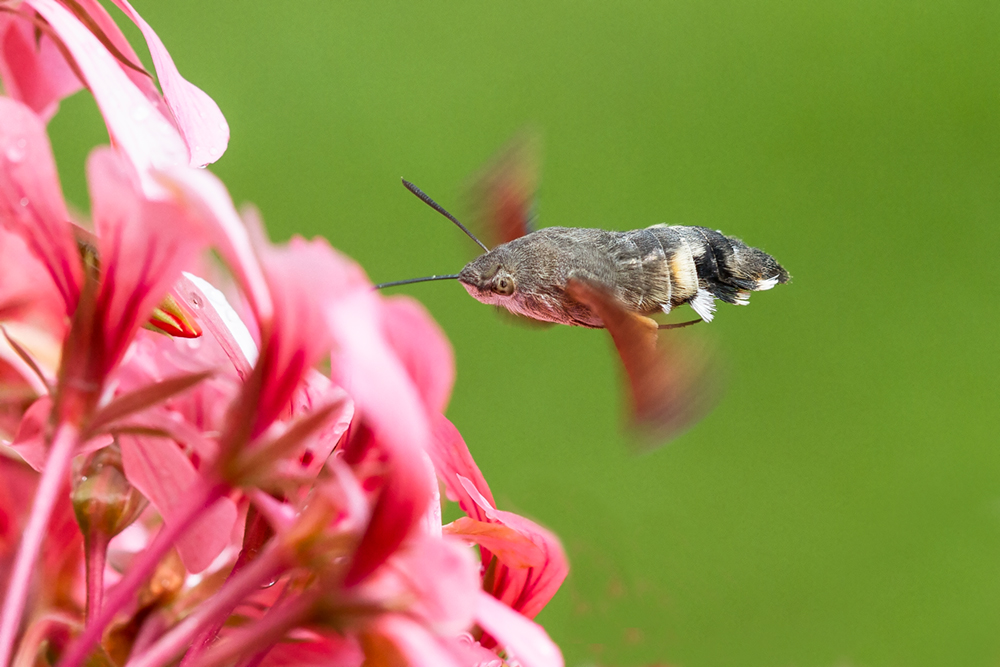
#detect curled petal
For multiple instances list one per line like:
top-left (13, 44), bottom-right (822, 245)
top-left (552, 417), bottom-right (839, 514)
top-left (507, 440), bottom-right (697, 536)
top-left (109, 0), bottom-right (229, 166)
top-left (444, 517), bottom-right (540, 569)
top-left (344, 435), bottom-right (432, 586)
top-left (456, 476), bottom-right (567, 620)
top-left (479, 509), bottom-right (568, 620)
top-left (176, 272), bottom-right (258, 378)
top-left (429, 415), bottom-right (496, 523)
top-left (28, 0), bottom-right (189, 192)
top-left (249, 239), bottom-right (335, 438)
top-left (0, 96), bottom-right (81, 313)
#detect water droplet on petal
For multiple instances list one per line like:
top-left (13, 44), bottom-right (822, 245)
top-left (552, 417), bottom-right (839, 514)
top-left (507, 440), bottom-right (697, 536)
top-left (5, 139), bottom-right (27, 163)
top-left (190, 293), bottom-right (203, 308)
top-left (19, 197), bottom-right (29, 207)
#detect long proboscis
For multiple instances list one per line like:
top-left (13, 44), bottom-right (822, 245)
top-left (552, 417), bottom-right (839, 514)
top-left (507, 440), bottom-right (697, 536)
top-left (401, 178), bottom-right (490, 253)
top-left (374, 274), bottom-right (460, 290)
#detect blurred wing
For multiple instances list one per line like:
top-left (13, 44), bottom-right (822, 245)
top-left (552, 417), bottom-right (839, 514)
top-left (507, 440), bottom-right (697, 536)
top-left (565, 278), bottom-right (722, 448)
top-left (464, 130), bottom-right (541, 250)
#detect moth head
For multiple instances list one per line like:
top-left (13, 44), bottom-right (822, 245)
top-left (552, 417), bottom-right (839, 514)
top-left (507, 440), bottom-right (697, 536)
top-left (458, 252), bottom-right (517, 304)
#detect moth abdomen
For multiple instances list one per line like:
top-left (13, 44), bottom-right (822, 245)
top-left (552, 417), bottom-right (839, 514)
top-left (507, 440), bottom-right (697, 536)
top-left (643, 224), bottom-right (789, 321)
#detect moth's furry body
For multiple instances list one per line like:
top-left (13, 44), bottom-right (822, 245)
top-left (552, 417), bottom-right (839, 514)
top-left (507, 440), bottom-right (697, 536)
top-left (458, 225), bottom-right (789, 328)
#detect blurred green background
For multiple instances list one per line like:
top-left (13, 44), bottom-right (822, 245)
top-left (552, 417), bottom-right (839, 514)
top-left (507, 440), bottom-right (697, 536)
top-left (48, 1), bottom-right (1000, 665)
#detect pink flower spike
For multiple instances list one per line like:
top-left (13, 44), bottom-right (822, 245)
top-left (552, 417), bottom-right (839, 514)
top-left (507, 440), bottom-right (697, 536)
top-left (109, 0), bottom-right (230, 166)
top-left (86, 146), bottom-right (209, 379)
top-left (0, 11), bottom-right (84, 120)
top-left (0, 96), bottom-right (82, 314)
top-left (475, 591), bottom-right (564, 667)
top-left (26, 0), bottom-right (189, 192)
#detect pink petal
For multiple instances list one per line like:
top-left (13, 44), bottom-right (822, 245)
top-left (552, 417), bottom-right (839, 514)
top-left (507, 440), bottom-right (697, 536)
top-left (0, 456), bottom-right (40, 560)
top-left (0, 226), bottom-right (68, 337)
top-left (263, 238), bottom-right (435, 585)
top-left (7, 397), bottom-right (113, 471)
top-left (175, 272), bottom-right (258, 379)
top-left (444, 517), bottom-right (541, 569)
top-left (119, 434), bottom-right (237, 573)
top-left (364, 614), bottom-right (464, 667)
top-left (8, 396), bottom-right (52, 471)
top-left (292, 373), bottom-right (354, 477)
top-left (56, 0), bottom-right (166, 107)
top-left (381, 296), bottom-right (455, 414)
top-left (344, 438), bottom-right (432, 586)
top-left (387, 536), bottom-right (478, 635)
top-left (259, 633), bottom-right (364, 667)
top-left (429, 415), bottom-right (495, 522)
top-left (109, 0), bottom-right (229, 166)
top-left (454, 475), bottom-right (567, 621)
top-left (27, 0), bottom-right (189, 192)
top-left (0, 12), bottom-right (83, 120)
top-left (0, 96), bottom-right (81, 313)
top-left (418, 450), bottom-right (443, 537)
top-left (87, 147), bottom-right (208, 376)
top-left (475, 591), bottom-right (563, 667)
top-left (249, 239), bottom-right (336, 438)
top-left (482, 507), bottom-right (568, 621)
top-left (152, 167), bottom-right (273, 324)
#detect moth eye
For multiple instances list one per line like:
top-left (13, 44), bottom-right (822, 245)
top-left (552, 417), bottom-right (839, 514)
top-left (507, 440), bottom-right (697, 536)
top-left (493, 276), bottom-right (514, 295)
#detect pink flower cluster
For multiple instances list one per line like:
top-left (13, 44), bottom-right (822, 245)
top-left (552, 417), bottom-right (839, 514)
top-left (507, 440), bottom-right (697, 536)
top-left (0, 3), bottom-right (567, 666)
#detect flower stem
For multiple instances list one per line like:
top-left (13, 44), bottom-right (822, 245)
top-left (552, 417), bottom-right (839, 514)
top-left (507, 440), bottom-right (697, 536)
top-left (84, 531), bottom-right (110, 626)
top-left (57, 480), bottom-right (229, 667)
top-left (188, 593), bottom-right (317, 667)
top-left (126, 543), bottom-right (287, 667)
top-left (180, 505), bottom-right (274, 667)
top-left (0, 421), bottom-right (80, 667)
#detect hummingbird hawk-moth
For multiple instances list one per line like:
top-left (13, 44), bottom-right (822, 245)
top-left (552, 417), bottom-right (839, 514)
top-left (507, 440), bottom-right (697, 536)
top-left (377, 135), bottom-right (789, 443)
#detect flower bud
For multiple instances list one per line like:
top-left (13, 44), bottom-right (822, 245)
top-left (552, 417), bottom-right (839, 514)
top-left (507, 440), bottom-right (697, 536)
top-left (72, 443), bottom-right (147, 538)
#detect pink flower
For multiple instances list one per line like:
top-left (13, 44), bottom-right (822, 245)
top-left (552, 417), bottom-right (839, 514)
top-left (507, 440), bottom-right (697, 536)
top-left (0, 0), bottom-right (228, 179)
top-left (433, 416), bottom-right (569, 621)
top-left (0, 5), bottom-right (573, 659)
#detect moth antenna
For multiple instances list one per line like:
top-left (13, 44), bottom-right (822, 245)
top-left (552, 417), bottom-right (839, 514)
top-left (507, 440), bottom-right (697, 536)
top-left (374, 273), bottom-right (461, 290)
top-left (401, 178), bottom-right (491, 253)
